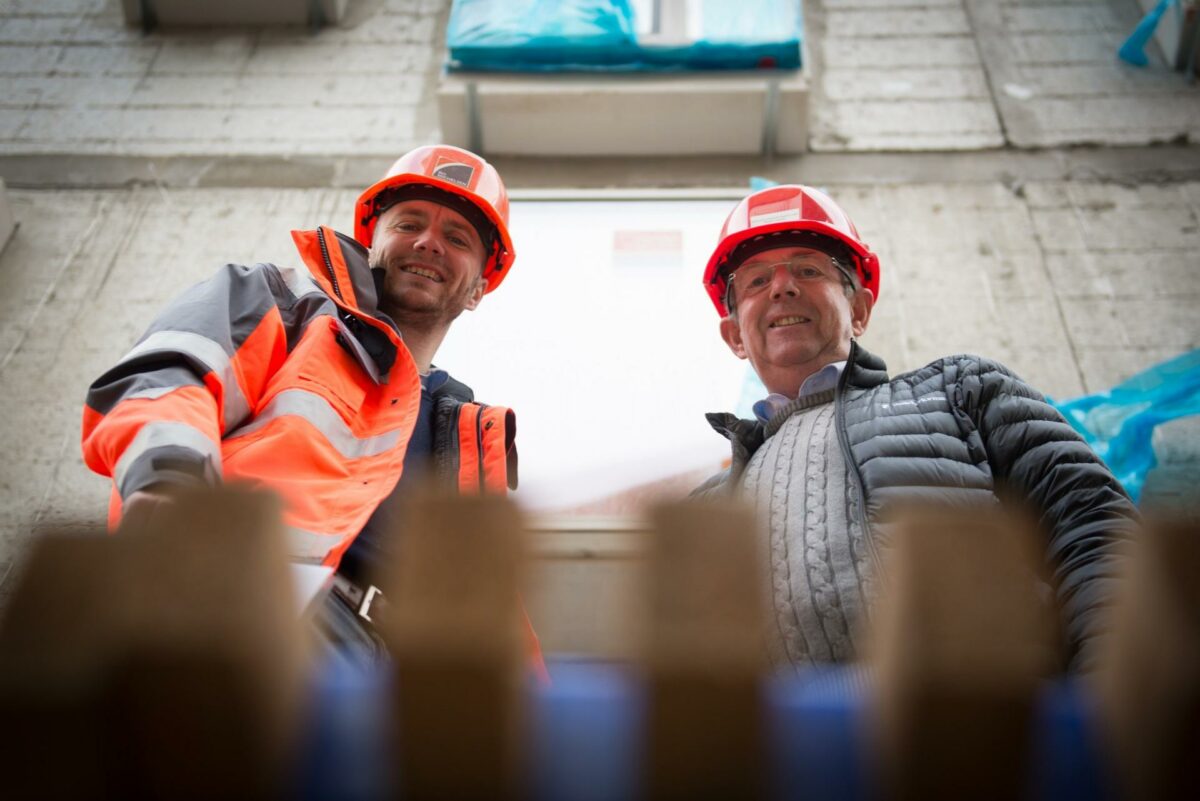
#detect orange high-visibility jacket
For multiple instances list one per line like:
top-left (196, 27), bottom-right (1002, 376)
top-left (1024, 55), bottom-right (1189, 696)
top-left (82, 226), bottom-right (516, 565)
top-left (82, 227), bottom-right (544, 674)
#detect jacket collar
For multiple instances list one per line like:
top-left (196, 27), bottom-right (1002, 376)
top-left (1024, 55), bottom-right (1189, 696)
top-left (291, 227), bottom-right (394, 328)
top-left (843, 339), bottom-right (890, 391)
top-left (291, 226), bottom-right (403, 381)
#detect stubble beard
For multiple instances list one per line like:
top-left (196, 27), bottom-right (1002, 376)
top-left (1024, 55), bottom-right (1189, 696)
top-left (372, 256), bottom-right (475, 333)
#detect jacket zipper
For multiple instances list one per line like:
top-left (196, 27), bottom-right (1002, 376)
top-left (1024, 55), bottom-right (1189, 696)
top-left (316, 227), bottom-right (344, 301)
top-left (835, 340), bottom-right (883, 574)
top-left (475, 404), bottom-right (487, 492)
top-left (432, 402), bottom-right (460, 486)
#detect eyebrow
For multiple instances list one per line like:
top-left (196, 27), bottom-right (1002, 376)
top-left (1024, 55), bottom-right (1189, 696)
top-left (441, 218), bottom-right (480, 245)
top-left (391, 210), bottom-right (481, 246)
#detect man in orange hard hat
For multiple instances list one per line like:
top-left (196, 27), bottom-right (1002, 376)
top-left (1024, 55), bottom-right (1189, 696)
top-left (82, 145), bottom-right (542, 672)
top-left (695, 184), bottom-right (1137, 673)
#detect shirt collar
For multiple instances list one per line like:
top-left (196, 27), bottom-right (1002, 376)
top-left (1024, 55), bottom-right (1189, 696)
top-left (421, 368), bottom-right (449, 392)
top-left (752, 361), bottom-right (846, 423)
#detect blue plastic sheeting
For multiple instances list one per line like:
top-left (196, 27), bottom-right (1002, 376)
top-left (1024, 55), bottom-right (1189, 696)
top-left (446, 0), bottom-right (802, 73)
top-left (1050, 349), bottom-right (1200, 504)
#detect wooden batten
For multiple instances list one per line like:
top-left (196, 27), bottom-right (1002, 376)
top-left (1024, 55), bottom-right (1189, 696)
top-left (867, 504), bottom-right (1058, 801)
top-left (377, 490), bottom-right (528, 801)
top-left (642, 500), bottom-right (767, 801)
top-left (1094, 515), bottom-right (1200, 801)
top-left (0, 486), bottom-right (306, 800)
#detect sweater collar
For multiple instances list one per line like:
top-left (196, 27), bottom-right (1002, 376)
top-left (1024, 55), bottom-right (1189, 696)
top-left (706, 340), bottom-right (891, 453)
top-left (753, 361), bottom-right (846, 423)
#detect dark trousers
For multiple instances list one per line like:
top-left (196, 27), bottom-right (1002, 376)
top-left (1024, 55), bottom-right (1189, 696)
top-left (311, 589), bottom-right (390, 671)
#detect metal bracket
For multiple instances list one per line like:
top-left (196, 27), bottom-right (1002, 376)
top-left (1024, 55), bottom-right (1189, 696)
top-left (466, 80), bottom-right (483, 154)
top-left (761, 77), bottom-right (780, 158)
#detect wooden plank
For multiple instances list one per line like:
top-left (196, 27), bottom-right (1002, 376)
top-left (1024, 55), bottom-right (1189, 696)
top-left (378, 491), bottom-right (528, 801)
top-left (0, 486), bottom-right (306, 799)
top-left (1095, 515), bottom-right (1200, 801)
top-left (869, 504), bottom-right (1058, 801)
top-left (643, 500), bottom-right (767, 801)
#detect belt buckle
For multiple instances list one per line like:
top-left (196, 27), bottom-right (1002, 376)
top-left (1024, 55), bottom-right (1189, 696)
top-left (358, 584), bottom-right (385, 623)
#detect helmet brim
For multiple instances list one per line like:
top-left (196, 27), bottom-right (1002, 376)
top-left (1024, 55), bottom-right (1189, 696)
top-left (704, 220), bottom-right (879, 316)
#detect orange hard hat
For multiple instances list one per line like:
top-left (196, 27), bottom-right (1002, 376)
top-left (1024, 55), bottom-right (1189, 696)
top-left (354, 145), bottom-right (515, 294)
top-left (703, 185), bottom-right (880, 317)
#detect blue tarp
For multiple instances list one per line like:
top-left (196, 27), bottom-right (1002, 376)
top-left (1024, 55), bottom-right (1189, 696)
top-left (1050, 349), bottom-right (1200, 504)
top-left (446, 0), bottom-right (802, 73)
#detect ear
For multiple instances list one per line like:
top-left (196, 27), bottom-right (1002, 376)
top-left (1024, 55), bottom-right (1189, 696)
top-left (719, 315), bottom-right (748, 360)
top-left (850, 288), bottom-right (874, 337)
top-left (463, 276), bottom-right (487, 312)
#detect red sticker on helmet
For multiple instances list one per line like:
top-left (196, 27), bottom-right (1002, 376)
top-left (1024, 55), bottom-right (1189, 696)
top-left (432, 158), bottom-right (475, 188)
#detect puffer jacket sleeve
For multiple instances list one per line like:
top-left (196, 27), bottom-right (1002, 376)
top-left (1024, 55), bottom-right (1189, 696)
top-left (81, 263), bottom-right (293, 503)
top-left (961, 357), bottom-right (1138, 670)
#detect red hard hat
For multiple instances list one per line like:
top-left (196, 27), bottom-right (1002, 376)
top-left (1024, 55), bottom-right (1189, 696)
top-left (703, 185), bottom-right (880, 317)
top-left (354, 145), bottom-right (515, 294)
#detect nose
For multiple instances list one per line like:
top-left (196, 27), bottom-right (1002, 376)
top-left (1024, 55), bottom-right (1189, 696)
top-left (769, 263), bottom-right (799, 299)
top-left (411, 227), bottom-right (445, 257)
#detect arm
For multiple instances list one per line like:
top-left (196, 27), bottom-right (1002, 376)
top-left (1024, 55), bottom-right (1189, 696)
top-left (82, 263), bottom-right (292, 510)
top-left (964, 358), bottom-right (1139, 670)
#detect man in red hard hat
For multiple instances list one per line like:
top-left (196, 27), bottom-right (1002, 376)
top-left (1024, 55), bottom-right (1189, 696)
top-left (81, 145), bottom-right (543, 672)
top-left (696, 184), bottom-right (1137, 672)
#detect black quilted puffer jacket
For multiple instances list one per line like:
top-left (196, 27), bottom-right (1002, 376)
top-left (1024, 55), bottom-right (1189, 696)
top-left (698, 341), bottom-right (1139, 670)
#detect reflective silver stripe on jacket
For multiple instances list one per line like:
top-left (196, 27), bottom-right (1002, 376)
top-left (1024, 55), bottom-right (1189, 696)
top-left (125, 385), bottom-right (178, 402)
top-left (286, 525), bottom-right (340, 564)
top-left (226, 389), bottom-right (404, 460)
top-left (118, 330), bottom-right (251, 434)
top-left (277, 265), bottom-right (325, 300)
top-left (113, 420), bottom-right (221, 496)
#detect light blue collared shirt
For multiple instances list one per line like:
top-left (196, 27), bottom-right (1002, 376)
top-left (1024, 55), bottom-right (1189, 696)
top-left (752, 361), bottom-right (847, 423)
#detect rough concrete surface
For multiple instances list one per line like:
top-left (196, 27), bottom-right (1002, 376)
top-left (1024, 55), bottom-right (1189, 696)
top-left (0, 0), bottom-right (1198, 613)
top-left (0, 0), bottom-right (447, 158)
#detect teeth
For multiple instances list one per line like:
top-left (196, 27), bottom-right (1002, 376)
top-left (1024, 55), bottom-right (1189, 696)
top-left (402, 265), bottom-right (442, 282)
top-left (770, 316), bottom-right (809, 328)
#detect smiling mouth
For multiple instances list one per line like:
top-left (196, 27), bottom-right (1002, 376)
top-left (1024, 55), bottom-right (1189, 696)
top-left (400, 265), bottom-right (443, 283)
top-left (769, 315), bottom-right (811, 328)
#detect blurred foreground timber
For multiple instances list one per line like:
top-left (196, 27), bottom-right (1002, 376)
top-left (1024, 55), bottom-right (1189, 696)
top-left (0, 486), bottom-right (1195, 800)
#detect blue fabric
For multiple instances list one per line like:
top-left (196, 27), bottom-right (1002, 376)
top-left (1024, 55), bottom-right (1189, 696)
top-left (1118, 0), bottom-right (1174, 66)
top-left (446, 0), bottom-right (802, 73)
top-left (1050, 349), bottom-right (1200, 503)
top-left (298, 661), bottom-right (1110, 801)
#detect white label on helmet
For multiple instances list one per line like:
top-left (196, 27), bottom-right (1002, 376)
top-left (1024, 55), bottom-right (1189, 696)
top-left (750, 208), bottom-right (801, 227)
top-left (432, 160), bottom-right (475, 188)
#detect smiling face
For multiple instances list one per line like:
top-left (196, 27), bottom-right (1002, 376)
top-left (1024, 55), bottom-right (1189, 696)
top-left (368, 199), bottom-right (488, 330)
top-left (718, 246), bottom-right (874, 398)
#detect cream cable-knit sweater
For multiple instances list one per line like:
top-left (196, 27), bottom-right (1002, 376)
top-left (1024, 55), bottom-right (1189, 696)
top-left (739, 390), bottom-right (875, 670)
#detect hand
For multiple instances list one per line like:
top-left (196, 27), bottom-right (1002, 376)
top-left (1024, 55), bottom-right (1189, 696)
top-left (119, 485), bottom-right (180, 532)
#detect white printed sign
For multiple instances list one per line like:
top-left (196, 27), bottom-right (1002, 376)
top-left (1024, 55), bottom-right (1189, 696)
top-left (749, 208), bottom-right (801, 227)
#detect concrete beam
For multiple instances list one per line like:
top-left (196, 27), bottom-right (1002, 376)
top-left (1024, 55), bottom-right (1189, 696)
top-left (119, 0), bottom-right (347, 27)
top-left (5, 147), bottom-right (1200, 192)
top-left (438, 70), bottom-right (809, 157)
